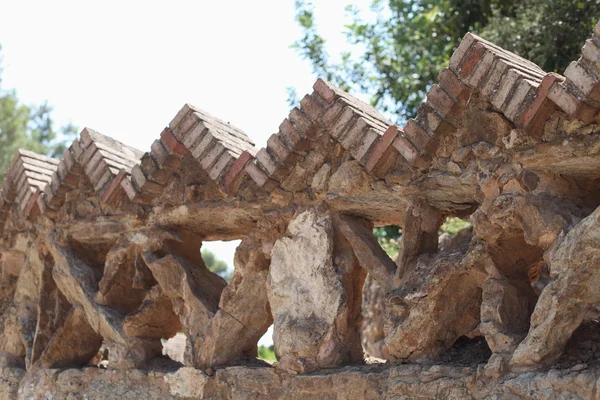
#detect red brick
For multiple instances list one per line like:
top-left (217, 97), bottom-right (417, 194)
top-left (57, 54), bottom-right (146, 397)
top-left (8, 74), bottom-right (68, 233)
top-left (222, 151), bottom-right (252, 194)
top-left (481, 60), bottom-right (509, 99)
top-left (393, 134), bottom-right (420, 163)
top-left (504, 79), bottom-right (536, 121)
top-left (121, 178), bottom-right (137, 201)
top-left (448, 33), bottom-right (476, 71)
top-left (100, 170), bottom-right (127, 205)
top-left (403, 119), bottom-right (432, 152)
top-left (438, 68), bottom-right (471, 102)
top-left (289, 108), bottom-right (314, 138)
top-left (427, 85), bottom-right (456, 117)
top-left (23, 188), bottom-right (41, 219)
top-left (329, 107), bottom-right (354, 139)
top-left (200, 141), bottom-right (225, 170)
top-left (340, 117), bottom-right (368, 149)
top-left (278, 119), bottom-right (301, 149)
top-left (366, 125), bottom-right (399, 172)
top-left (466, 51), bottom-right (495, 88)
top-left (209, 151), bottom-right (235, 181)
top-left (151, 139), bottom-right (169, 166)
top-left (351, 127), bottom-right (380, 163)
top-left (565, 61), bottom-right (600, 102)
top-left (300, 94), bottom-right (323, 121)
top-left (244, 160), bottom-right (269, 187)
top-left (182, 120), bottom-right (208, 150)
top-left (321, 101), bottom-right (344, 126)
top-left (548, 80), bottom-right (598, 123)
top-left (267, 134), bottom-right (290, 162)
top-left (160, 128), bottom-right (189, 157)
top-left (459, 42), bottom-right (487, 79)
top-left (517, 73), bottom-right (562, 135)
top-left (256, 148), bottom-right (279, 175)
top-left (491, 69), bottom-right (521, 111)
top-left (582, 39), bottom-right (600, 74)
top-left (313, 78), bottom-right (336, 103)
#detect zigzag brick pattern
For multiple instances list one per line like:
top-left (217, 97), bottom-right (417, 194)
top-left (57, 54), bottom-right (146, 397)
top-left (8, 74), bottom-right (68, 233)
top-left (1, 21), bottom-right (600, 228)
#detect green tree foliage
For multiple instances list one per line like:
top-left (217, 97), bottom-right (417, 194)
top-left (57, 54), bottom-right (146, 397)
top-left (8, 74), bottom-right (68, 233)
top-left (480, 0), bottom-right (600, 74)
top-left (0, 45), bottom-right (77, 177)
top-left (292, 0), bottom-right (600, 122)
top-left (258, 345), bottom-right (276, 361)
top-left (202, 249), bottom-right (232, 282)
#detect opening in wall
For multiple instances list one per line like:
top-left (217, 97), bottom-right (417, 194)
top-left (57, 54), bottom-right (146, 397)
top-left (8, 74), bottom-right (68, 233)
top-left (258, 324), bottom-right (276, 362)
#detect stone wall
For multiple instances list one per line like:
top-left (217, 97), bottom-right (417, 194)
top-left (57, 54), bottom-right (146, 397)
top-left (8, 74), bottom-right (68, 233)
top-left (1, 23), bottom-right (600, 399)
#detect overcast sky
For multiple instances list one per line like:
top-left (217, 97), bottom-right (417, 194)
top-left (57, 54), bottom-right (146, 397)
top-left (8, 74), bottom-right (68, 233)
top-left (0, 0), bottom-right (373, 345)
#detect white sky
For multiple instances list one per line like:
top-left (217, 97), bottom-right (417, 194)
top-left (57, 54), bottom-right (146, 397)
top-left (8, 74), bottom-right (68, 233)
top-left (0, 0), bottom-right (373, 346)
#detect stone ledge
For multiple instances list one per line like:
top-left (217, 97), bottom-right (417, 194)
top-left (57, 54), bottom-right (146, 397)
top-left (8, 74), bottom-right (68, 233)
top-left (3, 363), bottom-right (600, 399)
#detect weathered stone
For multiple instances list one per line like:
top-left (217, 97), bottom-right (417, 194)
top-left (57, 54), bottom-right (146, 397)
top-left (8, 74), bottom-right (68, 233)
top-left (267, 209), bottom-right (365, 373)
top-left (511, 204), bottom-right (600, 368)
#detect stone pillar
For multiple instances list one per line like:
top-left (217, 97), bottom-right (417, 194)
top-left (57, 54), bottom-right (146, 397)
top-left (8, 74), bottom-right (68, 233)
top-left (267, 209), bottom-right (366, 373)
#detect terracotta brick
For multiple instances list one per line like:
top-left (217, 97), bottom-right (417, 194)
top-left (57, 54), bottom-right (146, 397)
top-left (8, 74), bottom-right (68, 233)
top-left (191, 131), bottom-right (216, 160)
top-left (393, 134), bottom-right (420, 163)
top-left (459, 42), bottom-right (487, 79)
top-left (140, 153), bottom-right (159, 178)
top-left (340, 117), bottom-right (368, 149)
top-left (403, 119), bottom-right (432, 153)
top-left (222, 151), bottom-right (252, 193)
top-left (548, 81), bottom-right (598, 123)
top-left (71, 139), bottom-right (84, 161)
top-left (448, 33), bottom-right (476, 71)
top-left (351, 127), bottom-right (380, 163)
top-left (438, 68), bottom-right (471, 102)
top-left (300, 94), bottom-right (323, 121)
top-left (289, 108), bottom-right (314, 138)
top-left (151, 139), bottom-right (169, 166)
top-left (200, 141), bottom-right (225, 171)
top-left (182, 120), bottom-right (208, 150)
top-left (209, 151), bottom-right (235, 181)
top-left (313, 78), bottom-right (336, 103)
top-left (130, 165), bottom-right (148, 192)
top-left (172, 112), bottom-right (198, 140)
top-left (321, 101), bottom-right (344, 126)
top-left (94, 169), bottom-right (115, 193)
top-left (278, 119), bottom-right (301, 150)
top-left (121, 177), bottom-right (137, 201)
top-left (23, 188), bottom-right (41, 218)
top-left (481, 60), bottom-right (509, 99)
top-left (466, 51), bottom-right (495, 89)
top-left (366, 125), bottom-right (399, 172)
top-left (100, 170), bottom-right (127, 205)
top-left (564, 61), bottom-right (600, 102)
top-left (36, 192), bottom-right (46, 215)
top-left (168, 104), bottom-right (193, 133)
top-left (244, 160), bottom-right (269, 187)
top-left (427, 85), bottom-right (456, 117)
top-left (160, 129), bottom-right (188, 157)
top-left (256, 148), bottom-right (279, 175)
top-left (504, 79), bottom-right (536, 121)
top-left (491, 69), bottom-right (521, 111)
top-left (582, 39), bottom-right (600, 74)
top-left (267, 134), bottom-right (290, 162)
top-left (416, 104), bottom-right (454, 136)
top-left (517, 73), bottom-right (563, 136)
top-left (329, 107), bottom-right (354, 139)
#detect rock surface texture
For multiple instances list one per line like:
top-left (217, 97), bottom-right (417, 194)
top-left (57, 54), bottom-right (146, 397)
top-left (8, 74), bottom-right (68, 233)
top-left (1, 23), bottom-right (600, 399)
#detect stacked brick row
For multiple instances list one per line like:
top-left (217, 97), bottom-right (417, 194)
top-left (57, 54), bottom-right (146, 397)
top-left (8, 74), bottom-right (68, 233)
top-left (0, 150), bottom-right (59, 226)
top-left (560, 22), bottom-right (600, 122)
top-left (447, 24), bottom-right (600, 138)
top-left (43, 128), bottom-right (144, 211)
top-left (126, 104), bottom-right (258, 203)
